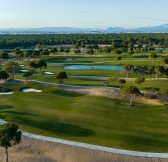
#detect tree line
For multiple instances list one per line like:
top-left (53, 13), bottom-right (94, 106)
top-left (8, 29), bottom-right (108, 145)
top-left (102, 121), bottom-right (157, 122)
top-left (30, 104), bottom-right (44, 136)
top-left (1, 33), bottom-right (168, 48)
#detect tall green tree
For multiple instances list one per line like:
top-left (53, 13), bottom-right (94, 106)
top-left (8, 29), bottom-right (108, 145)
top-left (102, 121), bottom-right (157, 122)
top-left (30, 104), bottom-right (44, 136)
top-left (111, 42), bottom-right (118, 50)
top-left (104, 46), bottom-right (111, 57)
top-left (0, 71), bottom-right (9, 81)
top-left (148, 66), bottom-right (155, 79)
top-left (122, 65), bottom-right (134, 78)
top-left (128, 43), bottom-right (134, 50)
top-left (3, 62), bottom-right (19, 79)
top-left (23, 50), bottom-right (32, 60)
top-left (163, 57), bottom-right (168, 65)
top-left (116, 56), bottom-right (121, 65)
top-left (0, 51), bottom-right (9, 61)
top-left (40, 49), bottom-right (50, 57)
top-left (0, 124), bottom-right (22, 162)
top-left (149, 53), bottom-right (158, 62)
top-left (50, 48), bottom-right (58, 56)
top-left (64, 48), bottom-right (70, 56)
top-left (135, 77), bottom-right (145, 88)
top-left (23, 71), bottom-right (33, 82)
top-left (29, 60), bottom-right (47, 73)
top-left (32, 50), bottom-right (40, 59)
top-left (121, 86), bottom-right (141, 106)
top-left (154, 66), bottom-right (165, 79)
top-left (55, 71), bottom-right (67, 86)
top-left (74, 49), bottom-right (81, 54)
top-left (117, 79), bottom-right (126, 88)
top-left (87, 49), bottom-right (94, 56)
top-left (115, 49), bottom-right (122, 54)
top-left (36, 59), bottom-right (47, 72)
top-left (59, 47), bottom-right (64, 55)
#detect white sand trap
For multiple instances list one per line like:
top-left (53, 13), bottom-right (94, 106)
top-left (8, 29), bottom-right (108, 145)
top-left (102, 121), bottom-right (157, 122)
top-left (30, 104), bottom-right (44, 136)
top-left (20, 70), bottom-right (29, 72)
top-left (0, 119), bottom-right (7, 125)
top-left (19, 64), bottom-right (25, 67)
top-left (22, 88), bottom-right (42, 93)
top-left (44, 72), bottom-right (54, 75)
top-left (0, 92), bottom-right (13, 95)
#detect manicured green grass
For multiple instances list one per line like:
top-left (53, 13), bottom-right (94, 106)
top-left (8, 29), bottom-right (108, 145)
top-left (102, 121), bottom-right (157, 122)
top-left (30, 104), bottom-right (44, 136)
top-left (15, 73), bottom-right (167, 90)
top-left (18, 62), bottom-right (167, 79)
top-left (108, 80), bottom-right (168, 90)
top-left (45, 54), bottom-right (163, 66)
top-left (0, 84), bottom-right (168, 152)
top-left (22, 53), bottom-right (165, 78)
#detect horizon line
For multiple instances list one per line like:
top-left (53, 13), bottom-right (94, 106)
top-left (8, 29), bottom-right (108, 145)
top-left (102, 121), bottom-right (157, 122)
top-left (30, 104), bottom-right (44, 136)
top-left (0, 23), bottom-right (167, 30)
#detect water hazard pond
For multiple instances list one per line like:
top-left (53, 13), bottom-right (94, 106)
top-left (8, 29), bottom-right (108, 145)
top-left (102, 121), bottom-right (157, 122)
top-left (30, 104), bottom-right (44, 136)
top-left (64, 65), bottom-right (122, 71)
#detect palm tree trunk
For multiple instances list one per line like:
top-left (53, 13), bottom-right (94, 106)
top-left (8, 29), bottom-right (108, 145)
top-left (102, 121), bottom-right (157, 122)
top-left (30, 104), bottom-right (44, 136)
top-left (5, 147), bottom-right (8, 162)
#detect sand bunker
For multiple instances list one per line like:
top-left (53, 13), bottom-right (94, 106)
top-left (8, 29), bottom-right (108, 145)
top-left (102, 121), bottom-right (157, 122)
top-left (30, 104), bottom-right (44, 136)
top-left (44, 72), bottom-right (54, 75)
top-left (22, 88), bottom-right (42, 93)
top-left (0, 92), bottom-right (13, 95)
top-left (0, 119), bottom-right (7, 125)
top-left (20, 70), bottom-right (29, 73)
top-left (19, 64), bottom-right (25, 67)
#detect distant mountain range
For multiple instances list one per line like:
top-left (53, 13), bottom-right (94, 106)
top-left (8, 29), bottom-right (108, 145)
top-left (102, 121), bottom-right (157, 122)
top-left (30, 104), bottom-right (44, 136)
top-left (1, 24), bottom-right (168, 34)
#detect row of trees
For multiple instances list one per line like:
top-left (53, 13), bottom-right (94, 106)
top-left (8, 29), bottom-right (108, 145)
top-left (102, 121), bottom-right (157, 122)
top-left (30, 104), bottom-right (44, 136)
top-left (122, 64), bottom-right (168, 79)
top-left (0, 59), bottom-right (48, 81)
top-left (108, 77), bottom-right (145, 88)
top-left (10, 48), bottom-right (167, 62)
top-left (29, 60), bottom-right (47, 72)
top-left (14, 47), bottom-right (79, 60)
top-left (0, 59), bottom-right (68, 85)
top-left (1, 33), bottom-right (168, 48)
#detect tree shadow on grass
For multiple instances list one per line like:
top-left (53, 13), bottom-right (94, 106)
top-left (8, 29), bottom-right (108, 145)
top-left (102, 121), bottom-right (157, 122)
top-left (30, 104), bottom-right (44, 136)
top-left (0, 114), bottom-right (5, 119)
top-left (127, 55), bottom-right (148, 59)
top-left (16, 116), bottom-right (95, 137)
top-left (0, 86), bottom-right (12, 92)
top-left (0, 105), bottom-right (15, 111)
top-left (0, 111), bottom-right (40, 116)
top-left (51, 89), bottom-right (85, 97)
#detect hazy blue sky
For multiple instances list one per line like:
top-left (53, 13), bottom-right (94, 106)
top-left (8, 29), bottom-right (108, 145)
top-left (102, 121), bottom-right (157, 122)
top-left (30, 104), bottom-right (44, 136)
top-left (0, 0), bottom-right (168, 28)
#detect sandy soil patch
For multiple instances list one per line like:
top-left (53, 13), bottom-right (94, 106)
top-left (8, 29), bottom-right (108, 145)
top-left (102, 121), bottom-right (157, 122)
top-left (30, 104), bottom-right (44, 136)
top-left (0, 136), bottom-right (167, 162)
top-left (64, 87), bottom-right (163, 106)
